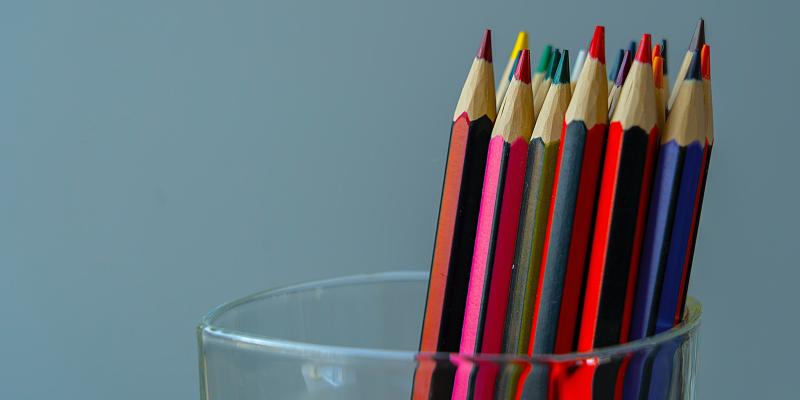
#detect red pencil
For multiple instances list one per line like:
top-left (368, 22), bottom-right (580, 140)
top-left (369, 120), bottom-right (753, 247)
top-left (414, 30), bottom-right (496, 400)
top-left (578, 34), bottom-right (660, 398)
top-left (580, 33), bottom-right (659, 351)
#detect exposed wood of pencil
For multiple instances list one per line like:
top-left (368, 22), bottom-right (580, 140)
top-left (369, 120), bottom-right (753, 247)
top-left (529, 26), bottom-right (608, 356)
top-left (414, 29), bottom-right (496, 400)
top-left (497, 31), bottom-right (529, 109)
top-left (452, 50), bottom-right (534, 400)
top-left (580, 34), bottom-right (660, 351)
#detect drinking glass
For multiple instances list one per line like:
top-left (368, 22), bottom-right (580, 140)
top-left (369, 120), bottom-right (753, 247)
top-left (197, 271), bottom-right (700, 399)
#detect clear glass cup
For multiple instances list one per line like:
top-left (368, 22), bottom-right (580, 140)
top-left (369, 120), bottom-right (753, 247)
top-left (197, 271), bottom-right (700, 399)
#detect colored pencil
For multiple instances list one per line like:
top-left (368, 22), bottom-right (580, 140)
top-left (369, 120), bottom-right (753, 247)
top-left (531, 25), bottom-right (608, 357)
top-left (414, 30), bottom-right (495, 400)
top-left (608, 49), bottom-right (624, 91)
top-left (652, 42), bottom-right (662, 75)
top-left (622, 50), bottom-right (705, 400)
top-left (581, 32), bottom-right (659, 350)
top-left (668, 19), bottom-right (704, 110)
top-left (571, 49), bottom-right (587, 93)
top-left (653, 51), bottom-right (706, 335)
top-left (531, 45), bottom-right (553, 102)
top-left (656, 39), bottom-right (671, 107)
top-left (533, 49), bottom-right (562, 121)
top-left (607, 50), bottom-right (633, 116)
top-left (577, 35), bottom-right (659, 398)
top-left (653, 55), bottom-right (667, 130)
top-left (413, 23), bottom-right (716, 400)
top-left (645, 50), bottom-right (707, 400)
top-left (452, 50), bottom-right (534, 400)
top-left (495, 51), bottom-right (572, 400)
top-left (674, 43), bottom-right (713, 323)
top-left (639, 51), bottom-right (711, 398)
top-left (504, 51), bottom-right (572, 356)
top-left (497, 31), bottom-right (529, 109)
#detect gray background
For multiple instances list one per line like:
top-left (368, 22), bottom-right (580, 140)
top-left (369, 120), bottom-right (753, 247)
top-left (1, 0), bottom-right (792, 398)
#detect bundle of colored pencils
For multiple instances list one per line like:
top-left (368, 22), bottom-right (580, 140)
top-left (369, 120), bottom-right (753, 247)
top-left (416, 18), bottom-right (714, 399)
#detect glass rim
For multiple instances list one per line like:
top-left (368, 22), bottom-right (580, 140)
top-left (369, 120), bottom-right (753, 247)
top-left (198, 271), bottom-right (701, 364)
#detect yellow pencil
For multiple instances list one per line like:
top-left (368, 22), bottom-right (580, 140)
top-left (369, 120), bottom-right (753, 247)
top-left (496, 31), bottom-right (529, 109)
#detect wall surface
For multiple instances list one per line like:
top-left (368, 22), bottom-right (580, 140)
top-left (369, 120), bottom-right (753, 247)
top-left (1, 0), bottom-right (794, 398)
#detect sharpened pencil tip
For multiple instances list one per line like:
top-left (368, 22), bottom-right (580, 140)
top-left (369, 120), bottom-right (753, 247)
top-left (615, 50), bottom-right (633, 86)
top-left (653, 44), bottom-right (662, 59)
top-left (690, 18), bottom-right (705, 52)
top-left (653, 56), bottom-right (664, 88)
top-left (685, 50), bottom-right (702, 81)
top-left (700, 44), bottom-right (711, 80)
top-left (507, 50), bottom-right (523, 80)
top-left (548, 49), bottom-right (561, 80)
top-left (536, 45), bottom-right (554, 73)
top-left (572, 49), bottom-right (586, 81)
top-left (609, 49), bottom-right (624, 81)
top-left (628, 40), bottom-right (637, 54)
top-left (636, 34), bottom-right (652, 64)
top-left (512, 31), bottom-right (529, 55)
top-left (661, 39), bottom-right (668, 73)
top-left (589, 26), bottom-right (606, 64)
top-left (477, 29), bottom-right (493, 62)
top-left (554, 49), bottom-right (570, 84)
top-left (514, 49), bottom-right (532, 84)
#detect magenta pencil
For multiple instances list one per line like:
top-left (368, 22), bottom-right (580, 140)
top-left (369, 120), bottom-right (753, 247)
top-left (452, 50), bottom-right (534, 400)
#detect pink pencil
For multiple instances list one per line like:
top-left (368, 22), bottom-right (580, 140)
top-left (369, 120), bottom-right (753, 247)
top-left (452, 49), bottom-right (535, 400)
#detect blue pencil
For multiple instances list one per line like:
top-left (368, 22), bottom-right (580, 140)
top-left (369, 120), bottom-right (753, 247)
top-left (654, 53), bottom-right (706, 335)
top-left (623, 51), bottom-right (706, 400)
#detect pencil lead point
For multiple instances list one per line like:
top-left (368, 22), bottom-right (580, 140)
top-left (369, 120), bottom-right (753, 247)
top-left (554, 49), bottom-right (570, 84)
top-left (588, 26), bottom-right (606, 64)
top-left (609, 49), bottom-right (624, 81)
top-left (477, 29), bottom-right (493, 62)
top-left (514, 31), bottom-right (529, 51)
top-left (514, 49), bottom-right (532, 84)
top-left (653, 56), bottom-right (665, 88)
top-left (689, 18), bottom-right (705, 52)
top-left (615, 50), bottom-right (633, 86)
top-left (653, 44), bottom-right (662, 59)
top-left (536, 45), bottom-right (553, 73)
top-left (547, 49), bottom-right (561, 80)
top-left (572, 49), bottom-right (586, 81)
top-left (636, 34), bottom-right (652, 64)
top-left (700, 44), bottom-right (711, 80)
